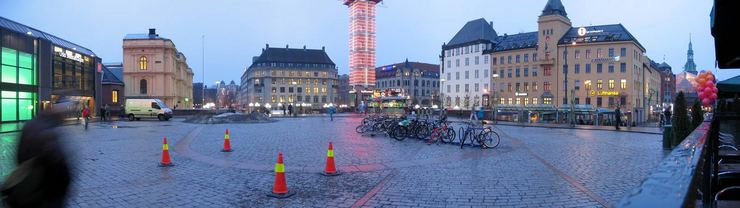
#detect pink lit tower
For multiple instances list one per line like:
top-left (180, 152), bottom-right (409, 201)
top-left (344, 0), bottom-right (381, 89)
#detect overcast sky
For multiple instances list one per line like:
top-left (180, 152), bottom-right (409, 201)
top-left (1, 0), bottom-right (736, 85)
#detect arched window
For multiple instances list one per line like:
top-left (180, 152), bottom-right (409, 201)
top-left (140, 79), bottom-right (147, 94)
top-left (139, 56), bottom-right (148, 70)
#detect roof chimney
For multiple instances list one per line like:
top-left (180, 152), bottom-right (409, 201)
top-left (286, 44), bottom-right (289, 49)
top-left (303, 45), bottom-right (306, 50)
top-left (490, 21), bottom-right (493, 26)
top-left (149, 28), bottom-right (156, 36)
top-left (322, 46), bottom-right (325, 51)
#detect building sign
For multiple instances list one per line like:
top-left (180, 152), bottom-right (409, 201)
top-left (591, 56), bottom-right (620, 63)
top-left (589, 90), bottom-right (619, 96)
top-left (515, 92), bottom-right (528, 97)
top-left (577, 27), bottom-right (604, 36)
top-left (54, 46), bottom-right (85, 63)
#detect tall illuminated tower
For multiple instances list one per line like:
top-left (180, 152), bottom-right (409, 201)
top-left (345, 0), bottom-right (381, 89)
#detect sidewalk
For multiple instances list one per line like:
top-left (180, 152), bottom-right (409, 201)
top-left (446, 117), bottom-right (662, 135)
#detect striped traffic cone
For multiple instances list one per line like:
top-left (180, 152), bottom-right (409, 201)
top-left (321, 141), bottom-right (341, 176)
top-left (159, 137), bottom-right (173, 167)
top-left (221, 129), bottom-right (232, 152)
top-left (267, 152), bottom-right (294, 198)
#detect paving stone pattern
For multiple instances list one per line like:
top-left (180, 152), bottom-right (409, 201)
top-left (0, 116), bottom-right (666, 207)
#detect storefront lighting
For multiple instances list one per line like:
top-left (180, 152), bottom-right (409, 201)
top-left (27, 105), bottom-right (33, 110)
top-left (255, 103), bottom-right (261, 107)
top-left (248, 103), bottom-right (254, 107)
top-left (265, 103), bottom-right (271, 109)
top-left (414, 104), bottom-right (420, 109)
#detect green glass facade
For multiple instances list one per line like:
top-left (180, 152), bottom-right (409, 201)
top-left (0, 47), bottom-right (38, 131)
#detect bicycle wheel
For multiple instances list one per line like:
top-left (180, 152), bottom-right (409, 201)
top-left (480, 130), bottom-right (501, 149)
top-left (441, 128), bottom-right (455, 143)
top-left (416, 125), bottom-right (431, 140)
top-left (391, 126), bottom-right (406, 141)
top-left (356, 125), bottom-right (366, 133)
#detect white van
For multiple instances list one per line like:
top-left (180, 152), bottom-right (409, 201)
top-left (124, 99), bottom-right (173, 121)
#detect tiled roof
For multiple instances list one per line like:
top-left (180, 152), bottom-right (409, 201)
top-left (492, 32), bottom-right (538, 52)
top-left (254, 47), bottom-right (335, 65)
top-left (103, 63), bottom-right (123, 82)
top-left (101, 65), bottom-right (124, 85)
top-left (558, 24), bottom-right (645, 50)
top-left (446, 18), bottom-right (498, 48)
top-left (541, 0), bottom-right (568, 17)
top-left (0, 16), bottom-right (96, 56)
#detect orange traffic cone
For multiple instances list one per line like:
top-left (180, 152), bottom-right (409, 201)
top-left (267, 152), bottom-right (294, 198)
top-left (221, 129), bottom-right (232, 152)
top-left (321, 142), bottom-right (341, 176)
top-left (159, 137), bottom-right (173, 167)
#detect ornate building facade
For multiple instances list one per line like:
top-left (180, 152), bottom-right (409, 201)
top-left (122, 29), bottom-right (194, 109)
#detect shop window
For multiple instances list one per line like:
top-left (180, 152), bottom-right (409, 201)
top-left (139, 56), bottom-right (148, 70)
top-left (140, 79), bottom-right (148, 94)
top-left (1, 65), bottom-right (16, 83)
top-left (1, 91), bottom-right (17, 121)
top-left (112, 90), bottom-right (119, 103)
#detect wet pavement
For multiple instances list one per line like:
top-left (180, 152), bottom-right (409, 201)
top-left (0, 116), bottom-right (666, 207)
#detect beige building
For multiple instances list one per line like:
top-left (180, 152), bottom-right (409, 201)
top-left (475, 0), bottom-right (660, 124)
top-left (122, 29), bottom-right (194, 108)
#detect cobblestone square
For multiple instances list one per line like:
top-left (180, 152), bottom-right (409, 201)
top-left (0, 116), bottom-right (666, 207)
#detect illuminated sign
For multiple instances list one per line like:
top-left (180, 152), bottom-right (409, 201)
top-left (54, 46), bottom-right (85, 63)
top-left (577, 27), bottom-right (604, 36)
top-left (515, 92), bottom-right (528, 97)
top-left (589, 90), bottom-right (619, 96)
top-left (591, 56), bottom-right (620, 63)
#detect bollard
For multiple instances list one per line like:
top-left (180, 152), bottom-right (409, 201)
top-left (662, 125), bottom-right (673, 149)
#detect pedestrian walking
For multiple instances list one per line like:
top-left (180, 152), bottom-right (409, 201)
top-left (0, 110), bottom-right (72, 208)
top-left (614, 107), bottom-right (622, 130)
top-left (99, 105), bottom-right (107, 121)
top-left (328, 105), bottom-right (336, 121)
top-left (288, 104), bottom-right (294, 117)
top-left (81, 106), bottom-right (90, 130)
top-left (282, 103), bottom-right (287, 116)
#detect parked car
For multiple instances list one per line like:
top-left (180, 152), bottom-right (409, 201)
top-left (124, 99), bottom-right (173, 121)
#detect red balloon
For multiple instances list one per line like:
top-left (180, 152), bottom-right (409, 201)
top-left (705, 80), bottom-right (714, 87)
top-left (703, 98), bottom-right (712, 106)
top-left (697, 78), bottom-right (706, 85)
top-left (710, 93), bottom-right (718, 100)
top-left (713, 87), bottom-right (719, 93)
top-left (704, 87), bottom-right (713, 93)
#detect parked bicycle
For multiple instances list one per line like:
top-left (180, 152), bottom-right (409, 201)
top-left (427, 120), bottom-right (455, 144)
top-left (458, 121), bottom-right (500, 149)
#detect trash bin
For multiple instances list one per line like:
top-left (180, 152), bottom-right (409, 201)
top-left (662, 125), bottom-right (672, 149)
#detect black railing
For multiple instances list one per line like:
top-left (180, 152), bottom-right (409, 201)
top-left (616, 118), bottom-right (712, 207)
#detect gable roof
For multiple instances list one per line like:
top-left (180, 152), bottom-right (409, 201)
top-left (445, 18), bottom-right (498, 48)
top-left (558, 24), bottom-right (645, 50)
top-left (101, 65), bottom-right (124, 85)
top-left (253, 47), bottom-right (335, 65)
top-left (541, 0), bottom-right (568, 17)
top-left (492, 32), bottom-right (538, 52)
top-left (0, 16), bottom-right (96, 56)
top-left (103, 63), bottom-right (124, 81)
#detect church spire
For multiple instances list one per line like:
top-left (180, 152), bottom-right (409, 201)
top-left (683, 33), bottom-right (697, 74)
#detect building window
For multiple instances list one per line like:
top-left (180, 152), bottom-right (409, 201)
top-left (507, 56), bottom-right (512, 64)
top-left (475, 56), bottom-right (479, 65)
top-left (533, 98), bottom-right (539, 105)
top-left (532, 82), bottom-right (538, 91)
top-left (524, 54), bottom-right (529, 62)
top-left (574, 64), bottom-right (580, 74)
top-left (544, 66), bottom-right (552, 76)
top-left (455, 59), bottom-right (460, 67)
top-left (515, 68), bottom-right (520, 77)
top-left (507, 83), bottom-right (512, 92)
top-left (597, 48), bottom-right (603, 58)
top-left (585, 64), bottom-right (591, 73)
top-left (585, 49), bottom-right (591, 59)
top-left (584, 80), bottom-right (592, 90)
top-left (516, 55), bottom-right (520, 63)
top-left (532, 53), bottom-right (538, 61)
top-left (486, 56), bottom-right (490, 64)
top-left (465, 84), bottom-right (469, 92)
top-left (543, 82), bottom-right (551, 91)
top-left (446, 60), bottom-right (451, 68)
top-left (620, 96), bottom-right (627, 106)
top-left (620, 79), bottom-right (627, 89)
top-left (499, 57), bottom-right (504, 64)
top-left (507, 69), bottom-right (512, 78)
top-left (597, 80), bottom-right (603, 89)
top-left (574, 80), bottom-right (580, 90)
top-left (139, 56), bottom-right (148, 70)
top-left (474, 83), bottom-right (479, 92)
top-left (465, 58), bottom-right (469, 66)
top-left (596, 97), bottom-right (602, 107)
top-left (543, 97), bottom-right (552, 104)
top-left (465, 71), bottom-right (469, 79)
top-left (112, 90), bottom-right (119, 103)
top-left (620, 63), bottom-right (626, 73)
top-left (475, 70), bottom-right (479, 78)
top-left (608, 63), bottom-right (614, 73)
top-left (620, 48), bottom-right (627, 57)
top-left (140, 79), bottom-right (147, 94)
top-left (608, 48), bottom-right (615, 57)
top-left (483, 69), bottom-right (488, 78)
top-left (575, 50), bottom-right (580, 59)
top-left (596, 64), bottom-right (603, 73)
top-left (608, 80), bottom-right (615, 89)
top-left (586, 97), bottom-right (591, 105)
top-left (524, 68), bottom-right (529, 77)
top-left (532, 68), bottom-right (538, 77)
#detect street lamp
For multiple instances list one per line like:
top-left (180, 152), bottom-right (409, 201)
top-left (565, 41), bottom-right (576, 127)
top-left (492, 73), bottom-right (500, 123)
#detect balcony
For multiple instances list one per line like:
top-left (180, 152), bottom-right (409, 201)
top-left (538, 58), bottom-right (555, 65)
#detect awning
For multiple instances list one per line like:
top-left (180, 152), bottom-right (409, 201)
top-left (717, 75), bottom-right (740, 96)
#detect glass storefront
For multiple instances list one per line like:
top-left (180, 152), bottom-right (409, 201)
top-left (1, 47), bottom-right (38, 132)
top-left (51, 46), bottom-right (96, 118)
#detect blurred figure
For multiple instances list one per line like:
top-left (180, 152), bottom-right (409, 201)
top-left (328, 105), bottom-right (336, 121)
top-left (1, 109), bottom-right (72, 207)
top-left (81, 106), bottom-right (90, 130)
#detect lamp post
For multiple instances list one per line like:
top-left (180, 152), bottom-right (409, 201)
top-left (564, 41), bottom-right (576, 127)
top-left (492, 74), bottom-right (500, 123)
